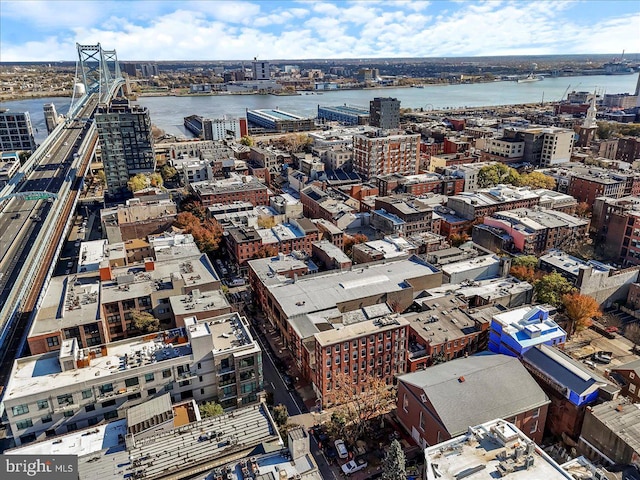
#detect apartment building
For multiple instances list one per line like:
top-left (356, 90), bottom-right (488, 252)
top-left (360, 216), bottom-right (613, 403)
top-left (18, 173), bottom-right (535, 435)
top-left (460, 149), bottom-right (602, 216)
top-left (190, 174), bottom-right (270, 207)
top-left (428, 152), bottom-right (481, 173)
top-left (591, 197), bottom-right (640, 266)
top-left (447, 185), bottom-right (540, 221)
top-left (483, 137), bottom-right (525, 162)
top-left (27, 254), bottom-right (222, 354)
top-left (396, 354), bottom-right (550, 446)
top-left (352, 236), bottom-right (417, 264)
top-left (299, 185), bottom-right (358, 229)
top-left (369, 97), bottom-right (400, 130)
top-left (610, 360), bottom-right (640, 403)
top-left (100, 195), bottom-right (178, 243)
top-left (0, 110), bottom-right (37, 152)
top-left (4, 313), bottom-right (262, 446)
top-left (372, 195), bottom-right (437, 237)
top-left (479, 208), bottom-right (589, 255)
top-left (376, 172), bottom-right (464, 197)
top-left (313, 315), bottom-right (409, 408)
top-left (352, 131), bottom-right (420, 178)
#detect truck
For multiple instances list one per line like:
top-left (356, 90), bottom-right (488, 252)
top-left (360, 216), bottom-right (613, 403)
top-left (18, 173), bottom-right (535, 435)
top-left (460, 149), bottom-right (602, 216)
top-left (341, 458), bottom-right (368, 475)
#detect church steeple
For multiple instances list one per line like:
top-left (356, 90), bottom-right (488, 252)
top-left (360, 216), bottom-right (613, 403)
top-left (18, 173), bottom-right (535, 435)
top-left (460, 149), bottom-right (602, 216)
top-left (582, 94), bottom-right (597, 129)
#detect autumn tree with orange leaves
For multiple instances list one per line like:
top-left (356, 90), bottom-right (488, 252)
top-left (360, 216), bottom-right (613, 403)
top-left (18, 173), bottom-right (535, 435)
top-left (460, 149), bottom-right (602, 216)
top-left (174, 212), bottom-right (223, 254)
top-left (344, 233), bottom-right (368, 258)
top-left (562, 292), bottom-right (601, 338)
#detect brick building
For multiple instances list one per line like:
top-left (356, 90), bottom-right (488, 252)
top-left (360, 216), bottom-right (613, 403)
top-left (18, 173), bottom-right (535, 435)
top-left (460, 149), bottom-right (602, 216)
top-left (352, 131), bottom-right (420, 178)
top-left (190, 174), bottom-right (270, 207)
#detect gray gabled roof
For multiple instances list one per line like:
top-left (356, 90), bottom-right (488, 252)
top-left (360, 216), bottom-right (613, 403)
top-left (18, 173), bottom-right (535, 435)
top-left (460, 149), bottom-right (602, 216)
top-left (399, 353), bottom-right (549, 436)
top-left (612, 358), bottom-right (640, 376)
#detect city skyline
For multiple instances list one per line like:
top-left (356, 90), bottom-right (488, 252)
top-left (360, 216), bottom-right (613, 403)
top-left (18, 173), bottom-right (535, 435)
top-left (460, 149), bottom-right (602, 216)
top-left (1, 0), bottom-right (639, 62)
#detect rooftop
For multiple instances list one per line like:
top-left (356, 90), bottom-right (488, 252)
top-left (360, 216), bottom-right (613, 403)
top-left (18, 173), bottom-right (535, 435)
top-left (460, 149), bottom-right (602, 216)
top-left (314, 315), bottom-right (409, 347)
top-left (400, 354), bottom-right (549, 438)
top-left (248, 108), bottom-right (307, 121)
top-left (441, 254), bottom-right (500, 276)
top-left (424, 419), bottom-right (573, 480)
top-left (539, 250), bottom-right (614, 277)
top-left (587, 399), bottom-right (640, 457)
top-left (419, 276), bottom-right (533, 304)
top-left (492, 306), bottom-right (566, 348)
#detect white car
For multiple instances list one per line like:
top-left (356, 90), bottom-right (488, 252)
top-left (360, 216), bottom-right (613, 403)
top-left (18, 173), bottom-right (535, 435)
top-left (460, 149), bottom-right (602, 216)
top-left (335, 439), bottom-right (348, 459)
top-left (341, 458), bottom-right (368, 475)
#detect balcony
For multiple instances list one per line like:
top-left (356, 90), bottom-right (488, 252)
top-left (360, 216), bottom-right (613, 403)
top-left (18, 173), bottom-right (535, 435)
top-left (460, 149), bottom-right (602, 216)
top-left (217, 365), bottom-right (235, 375)
top-left (97, 385), bottom-right (140, 400)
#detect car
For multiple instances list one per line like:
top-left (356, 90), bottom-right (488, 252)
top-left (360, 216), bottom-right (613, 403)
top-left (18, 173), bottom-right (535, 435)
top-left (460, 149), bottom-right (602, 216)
top-left (583, 360), bottom-right (596, 369)
top-left (605, 326), bottom-right (619, 333)
top-left (324, 445), bottom-right (338, 460)
top-left (11, 213), bottom-right (21, 219)
top-left (341, 458), bottom-right (368, 475)
top-left (335, 439), bottom-right (348, 459)
top-left (63, 141), bottom-right (68, 146)
top-left (282, 374), bottom-right (295, 390)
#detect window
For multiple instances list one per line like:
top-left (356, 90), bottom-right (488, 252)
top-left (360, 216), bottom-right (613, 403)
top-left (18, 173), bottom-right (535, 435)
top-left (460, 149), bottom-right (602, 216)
top-left (144, 373), bottom-right (155, 382)
top-left (85, 405), bottom-right (95, 412)
top-left (12, 404), bottom-right (29, 416)
top-left (530, 421), bottom-right (538, 434)
top-left (162, 369), bottom-right (172, 378)
top-left (81, 389), bottom-right (92, 400)
top-left (148, 388), bottom-right (156, 396)
top-left (403, 394), bottom-right (409, 413)
top-left (16, 419), bottom-right (33, 430)
top-left (630, 383), bottom-right (637, 394)
top-left (57, 394), bottom-right (73, 406)
top-left (532, 408), bottom-right (540, 419)
top-left (104, 411), bottom-right (118, 420)
top-left (326, 348), bottom-right (331, 355)
top-left (41, 415), bottom-right (52, 424)
top-left (124, 377), bottom-right (139, 388)
top-left (46, 336), bottom-right (60, 348)
top-left (631, 372), bottom-right (636, 380)
top-left (99, 383), bottom-right (113, 395)
top-left (128, 393), bottom-right (142, 400)
top-left (102, 399), bottom-right (116, 408)
top-left (63, 410), bottom-right (74, 418)
top-left (37, 400), bottom-right (49, 410)
top-left (419, 411), bottom-right (425, 431)
top-left (164, 384), bottom-right (174, 391)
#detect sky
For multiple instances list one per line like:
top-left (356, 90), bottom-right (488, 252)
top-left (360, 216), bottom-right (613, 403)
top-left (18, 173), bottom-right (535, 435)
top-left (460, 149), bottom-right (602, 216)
top-left (1, 0), bottom-right (639, 62)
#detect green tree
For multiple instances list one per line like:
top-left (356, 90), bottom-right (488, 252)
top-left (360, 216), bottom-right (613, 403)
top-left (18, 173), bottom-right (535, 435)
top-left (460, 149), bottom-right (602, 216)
top-left (272, 404), bottom-right (289, 427)
top-left (199, 401), bottom-right (224, 418)
top-left (240, 135), bottom-right (254, 147)
top-left (477, 164), bottom-right (520, 188)
top-left (450, 233), bottom-right (470, 247)
top-left (128, 173), bottom-right (149, 192)
top-left (131, 310), bottom-right (160, 333)
top-left (596, 122), bottom-right (613, 140)
top-left (96, 170), bottom-right (106, 186)
top-left (512, 255), bottom-right (539, 269)
top-left (161, 165), bottom-right (179, 182)
top-left (534, 272), bottom-right (575, 307)
top-left (382, 439), bottom-right (407, 480)
top-left (519, 171), bottom-right (556, 190)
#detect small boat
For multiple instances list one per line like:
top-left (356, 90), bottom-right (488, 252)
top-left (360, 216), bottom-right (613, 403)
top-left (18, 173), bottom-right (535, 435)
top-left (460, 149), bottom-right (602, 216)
top-left (517, 73), bottom-right (543, 83)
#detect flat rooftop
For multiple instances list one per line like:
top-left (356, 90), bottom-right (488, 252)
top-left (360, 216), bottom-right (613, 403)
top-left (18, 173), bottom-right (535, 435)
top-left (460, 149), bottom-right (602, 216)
top-left (314, 315), bottom-right (410, 346)
top-left (319, 104), bottom-right (369, 116)
top-left (248, 109), bottom-right (306, 121)
top-left (539, 250), bottom-right (614, 277)
top-left (170, 289), bottom-right (230, 317)
top-left (267, 255), bottom-right (440, 318)
top-left (441, 255), bottom-right (499, 275)
top-left (424, 419), bottom-right (573, 480)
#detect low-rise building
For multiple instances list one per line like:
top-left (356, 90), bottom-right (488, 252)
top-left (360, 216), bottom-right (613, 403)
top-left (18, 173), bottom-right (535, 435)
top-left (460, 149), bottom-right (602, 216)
top-left (100, 196), bottom-right (178, 244)
top-left (396, 354), bottom-right (550, 446)
top-left (300, 185), bottom-right (359, 230)
top-left (373, 195), bottom-right (437, 236)
top-left (522, 344), bottom-right (617, 440)
top-left (191, 174), bottom-right (270, 207)
top-left (311, 240), bottom-right (352, 270)
top-left (488, 305), bottom-right (566, 357)
top-left (5, 313), bottom-right (263, 446)
top-left (610, 359), bottom-right (640, 403)
top-left (247, 108), bottom-right (314, 132)
top-left (578, 398), bottom-right (640, 466)
top-left (352, 236), bottom-right (417, 264)
top-left (423, 419), bottom-right (575, 480)
top-left (447, 185), bottom-right (541, 221)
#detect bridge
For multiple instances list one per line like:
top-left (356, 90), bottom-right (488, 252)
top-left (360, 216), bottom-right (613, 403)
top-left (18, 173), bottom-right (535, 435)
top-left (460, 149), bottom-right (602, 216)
top-left (0, 43), bottom-right (124, 397)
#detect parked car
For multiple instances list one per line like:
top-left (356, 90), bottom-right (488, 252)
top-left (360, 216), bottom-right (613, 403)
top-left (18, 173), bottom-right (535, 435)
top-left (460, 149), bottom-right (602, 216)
top-left (282, 374), bottom-right (295, 390)
top-left (341, 458), bottom-right (368, 475)
top-left (605, 326), bottom-right (619, 333)
top-left (335, 439), bottom-right (348, 459)
top-left (593, 351), bottom-right (613, 364)
top-left (583, 359), bottom-right (596, 369)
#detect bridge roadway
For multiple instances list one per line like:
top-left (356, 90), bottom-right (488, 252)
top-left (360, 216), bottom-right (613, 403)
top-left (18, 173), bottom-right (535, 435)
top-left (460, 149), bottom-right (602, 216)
top-left (0, 94), bottom-right (99, 392)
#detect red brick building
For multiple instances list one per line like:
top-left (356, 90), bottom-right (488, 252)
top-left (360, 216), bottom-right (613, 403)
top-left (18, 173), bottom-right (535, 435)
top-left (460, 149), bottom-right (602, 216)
top-left (190, 175), bottom-right (270, 207)
top-left (396, 354), bottom-right (550, 446)
top-left (610, 360), bottom-right (640, 403)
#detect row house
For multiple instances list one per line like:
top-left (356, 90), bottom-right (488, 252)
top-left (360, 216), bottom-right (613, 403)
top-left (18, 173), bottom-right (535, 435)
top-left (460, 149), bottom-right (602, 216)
top-left (373, 195), bottom-right (438, 237)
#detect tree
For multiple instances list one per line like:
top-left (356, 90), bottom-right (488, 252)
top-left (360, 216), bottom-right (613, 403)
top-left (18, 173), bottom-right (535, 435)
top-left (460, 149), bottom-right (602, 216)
top-left (575, 202), bottom-right (591, 218)
top-left (18, 151), bottom-right (31, 165)
top-left (625, 323), bottom-right (640, 354)
top-left (534, 272), bottom-right (575, 307)
top-left (519, 171), bottom-right (556, 190)
top-left (173, 213), bottom-right (223, 254)
top-left (272, 404), bottom-right (289, 427)
top-left (449, 233), bottom-right (470, 247)
top-left (96, 170), bottom-right (106, 186)
top-left (562, 292), bottom-right (600, 337)
top-left (132, 310), bottom-right (159, 334)
top-left (199, 401), bottom-right (224, 418)
top-left (596, 122), bottom-right (613, 140)
top-left (328, 371), bottom-right (395, 444)
top-left (257, 216), bottom-right (276, 229)
top-left (344, 233), bottom-right (368, 258)
top-left (161, 164), bottom-right (179, 183)
top-left (512, 255), bottom-right (539, 270)
top-left (128, 173), bottom-right (149, 192)
top-left (477, 164), bottom-right (520, 188)
top-left (150, 172), bottom-right (163, 188)
top-left (240, 135), bottom-right (254, 147)
top-left (510, 265), bottom-right (537, 283)
top-left (252, 245), bottom-right (279, 259)
top-left (180, 195), bottom-right (207, 221)
top-left (382, 439), bottom-right (407, 480)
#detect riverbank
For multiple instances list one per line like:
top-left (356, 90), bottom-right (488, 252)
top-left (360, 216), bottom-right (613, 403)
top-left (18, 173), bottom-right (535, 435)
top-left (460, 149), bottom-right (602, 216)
top-left (0, 90), bottom-right (72, 102)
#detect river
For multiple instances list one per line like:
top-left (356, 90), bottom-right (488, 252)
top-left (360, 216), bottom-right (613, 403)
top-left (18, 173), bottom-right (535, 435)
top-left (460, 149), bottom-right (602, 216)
top-left (2, 73), bottom-right (638, 142)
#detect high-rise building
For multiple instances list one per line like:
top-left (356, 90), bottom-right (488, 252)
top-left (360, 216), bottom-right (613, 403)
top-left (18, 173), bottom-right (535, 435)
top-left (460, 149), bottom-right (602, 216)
top-left (369, 97), bottom-right (400, 130)
top-left (353, 131), bottom-right (420, 178)
top-left (121, 63), bottom-right (138, 77)
top-left (95, 99), bottom-right (155, 195)
top-left (0, 110), bottom-right (37, 152)
top-left (43, 103), bottom-right (60, 135)
top-left (140, 63), bottom-right (159, 78)
top-left (252, 58), bottom-right (270, 81)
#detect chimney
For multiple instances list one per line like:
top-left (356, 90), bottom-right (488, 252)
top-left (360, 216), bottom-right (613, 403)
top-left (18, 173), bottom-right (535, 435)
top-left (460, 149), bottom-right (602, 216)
top-left (99, 260), bottom-right (112, 281)
top-left (144, 257), bottom-right (155, 272)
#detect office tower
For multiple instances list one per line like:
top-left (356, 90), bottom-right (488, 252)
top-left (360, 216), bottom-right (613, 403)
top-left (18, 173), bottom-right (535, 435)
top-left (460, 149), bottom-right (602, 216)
top-left (43, 103), bottom-right (60, 135)
top-left (95, 99), bottom-right (155, 195)
top-left (369, 97), bottom-right (401, 130)
top-left (0, 110), bottom-right (37, 152)
top-left (252, 58), bottom-right (270, 81)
